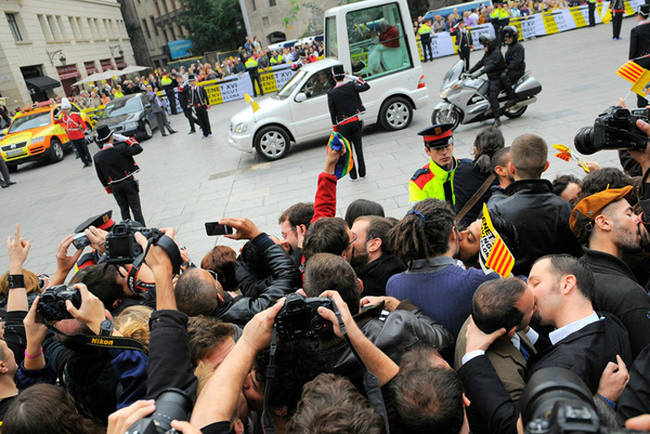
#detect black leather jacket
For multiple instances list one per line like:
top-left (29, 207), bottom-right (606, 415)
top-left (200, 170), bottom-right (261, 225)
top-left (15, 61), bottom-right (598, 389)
top-left (216, 234), bottom-right (297, 326)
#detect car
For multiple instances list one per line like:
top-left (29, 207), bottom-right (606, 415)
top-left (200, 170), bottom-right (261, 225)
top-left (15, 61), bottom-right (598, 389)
top-left (95, 93), bottom-right (158, 141)
top-left (0, 101), bottom-right (92, 171)
top-left (229, 0), bottom-right (429, 161)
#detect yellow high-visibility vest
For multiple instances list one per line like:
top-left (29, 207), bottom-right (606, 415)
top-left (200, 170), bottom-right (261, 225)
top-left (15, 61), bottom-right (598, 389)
top-left (418, 23), bottom-right (432, 34)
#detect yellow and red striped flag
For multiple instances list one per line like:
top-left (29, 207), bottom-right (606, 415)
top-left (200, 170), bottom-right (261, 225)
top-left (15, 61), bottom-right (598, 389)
top-left (617, 61), bottom-right (646, 84)
top-left (479, 204), bottom-right (515, 277)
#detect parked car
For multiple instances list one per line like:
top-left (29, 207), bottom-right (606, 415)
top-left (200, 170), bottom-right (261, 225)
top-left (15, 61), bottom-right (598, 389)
top-left (0, 101), bottom-right (92, 171)
top-left (229, 0), bottom-right (428, 160)
top-left (95, 93), bottom-right (157, 141)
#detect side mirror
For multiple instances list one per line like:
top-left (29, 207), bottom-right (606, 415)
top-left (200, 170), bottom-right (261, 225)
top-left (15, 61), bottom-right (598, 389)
top-left (295, 93), bottom-right (307, 103)
top-left (145, 103), bottom-right (151, 109)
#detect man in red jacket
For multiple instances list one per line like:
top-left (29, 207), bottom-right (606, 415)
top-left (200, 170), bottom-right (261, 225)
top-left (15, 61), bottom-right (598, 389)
top-left (55, 98), bottom-right (92, 167)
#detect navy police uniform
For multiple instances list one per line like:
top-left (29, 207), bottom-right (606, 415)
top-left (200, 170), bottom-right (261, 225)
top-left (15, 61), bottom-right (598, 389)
top-left (74, 211), bottom-right (114, 271)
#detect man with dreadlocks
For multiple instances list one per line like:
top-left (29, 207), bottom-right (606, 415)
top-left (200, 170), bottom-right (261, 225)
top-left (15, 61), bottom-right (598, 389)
top-left (385, 199), bottom-right (499, 337)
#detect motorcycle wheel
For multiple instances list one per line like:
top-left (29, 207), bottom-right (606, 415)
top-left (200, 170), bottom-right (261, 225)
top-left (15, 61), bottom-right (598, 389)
top-left (503, 104), bottom-right (527, 119)
top-left (432, 107), bottom-right (461, 130)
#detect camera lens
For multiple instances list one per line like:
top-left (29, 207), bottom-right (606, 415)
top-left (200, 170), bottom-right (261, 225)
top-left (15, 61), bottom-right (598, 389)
top-left (574, 126), bottom-right (597, 155)
top-left (150, 389), bottom-right (192, 432)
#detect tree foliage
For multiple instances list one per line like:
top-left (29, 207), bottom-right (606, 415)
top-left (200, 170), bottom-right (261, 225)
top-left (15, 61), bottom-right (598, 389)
top-left (178, 0), bottom-right (247, 54)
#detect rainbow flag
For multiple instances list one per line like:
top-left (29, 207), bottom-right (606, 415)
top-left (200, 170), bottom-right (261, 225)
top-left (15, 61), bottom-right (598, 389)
top-left (479, 204), bottom-right (515, 277)
top-left (327, 132), bottom-right (354, 179)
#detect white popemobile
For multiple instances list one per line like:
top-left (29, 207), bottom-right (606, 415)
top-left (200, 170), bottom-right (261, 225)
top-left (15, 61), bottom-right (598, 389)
top-left (228, 0), bottom-right (430, 160)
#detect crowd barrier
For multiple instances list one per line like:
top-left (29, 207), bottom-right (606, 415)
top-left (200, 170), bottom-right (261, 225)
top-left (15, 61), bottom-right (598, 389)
top-left (416, 0), bottom-right (645, 60)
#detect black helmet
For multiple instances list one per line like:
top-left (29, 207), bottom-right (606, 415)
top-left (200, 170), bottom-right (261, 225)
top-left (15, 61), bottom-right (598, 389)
top-left (502, 25), bottom-right (518, 42)
top-left (478, 34), bottom-right (496, 51)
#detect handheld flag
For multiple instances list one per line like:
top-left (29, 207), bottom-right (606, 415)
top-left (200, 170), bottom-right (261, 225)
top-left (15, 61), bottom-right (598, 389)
top-left (617, 61), bottom-right (650, 98)
top-left (327, 132), bottom-right (354, 179)
top-left (479, 204), bottom-right (515, 277)
top-left (244, 93), bottom-right (260, 112)
top-left (552, 144), bottom-right (591, 173)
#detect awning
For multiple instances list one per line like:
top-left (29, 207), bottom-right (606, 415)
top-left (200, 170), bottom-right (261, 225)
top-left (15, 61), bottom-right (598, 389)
top-left (25, 76), bottom-right (61, 91)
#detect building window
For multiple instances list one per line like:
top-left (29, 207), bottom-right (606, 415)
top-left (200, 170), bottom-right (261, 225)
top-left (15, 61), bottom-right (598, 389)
top-left (6, 13), bottom-right (23, 41)
top-left (56, 16), bottom-right (67, 40)
top-left (76, 17), bottom-right (87, 39)
top-left (151, 17), bottom-right (159, 36)
top-left (68, 17), bottom-right (79, 39)
top-left (163, 0), bottom-right (170, 14)
top-left (142, 19), bottom-right (151, 38)
top-left (269, 0), bottom-right (276, 6)
top-left (170, 25), bottom-right (176, 40)
top-left (162, 28), bottom-right (169, 43)
top-left (154, 0), bottom-right (161, 16)
top-left (251, 0), bottom-right (256, 11)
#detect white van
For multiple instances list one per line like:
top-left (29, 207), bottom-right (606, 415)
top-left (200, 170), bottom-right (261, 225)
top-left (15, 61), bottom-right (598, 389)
top-left (229, 0), bottom-right (429, 160)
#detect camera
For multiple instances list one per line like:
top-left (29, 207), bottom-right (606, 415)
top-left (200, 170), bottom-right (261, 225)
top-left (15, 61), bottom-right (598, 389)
top-left (275, 293), bottom-right (334, 341)
top-left (574, 106), bottom-right (649, 155)
top-left (126, 388), bottom-right (192, 434)
top-left (105, 220), bottom-right (163, 265)
top-left (72, 232), bottom-right (91, 250)
top-left (37, 285), bottom-right (82, 322)
top-left (520, 368), bottom-right (642, 434)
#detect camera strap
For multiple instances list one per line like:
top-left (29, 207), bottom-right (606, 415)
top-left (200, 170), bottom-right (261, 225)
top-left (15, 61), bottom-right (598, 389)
top-left (260, 305), bottom-right (390, 434)
top-left (43, 322), bottom-right (146, 352)
top-left (136, 234), bottom-right (183, 276)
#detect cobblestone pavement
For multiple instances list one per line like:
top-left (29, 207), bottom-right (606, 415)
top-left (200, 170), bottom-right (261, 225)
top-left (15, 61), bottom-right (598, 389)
top-left (1, 18), bottom-right (641, 273)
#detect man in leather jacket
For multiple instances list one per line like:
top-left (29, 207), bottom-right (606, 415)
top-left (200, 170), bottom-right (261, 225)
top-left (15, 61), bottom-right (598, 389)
top-left (501, 26), bottom-right (525, 106)
top-left (468, 34), bottom-right (506, 126)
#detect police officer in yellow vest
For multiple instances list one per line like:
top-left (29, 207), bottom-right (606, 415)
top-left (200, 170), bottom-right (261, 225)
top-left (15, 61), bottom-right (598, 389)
top-left (418, 20), bottom-right (433, 62)
top-left (409, 123), bottom-right (458, 205)
top-left (587, 0), bottom-right (596, 26)
top-left (244, 54), bottom-right (264, 97)
top-left (161, 73), bottom-right (178, 115)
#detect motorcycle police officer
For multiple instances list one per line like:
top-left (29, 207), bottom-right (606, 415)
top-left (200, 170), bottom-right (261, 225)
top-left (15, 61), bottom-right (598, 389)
top-left (629, 4), bottom-right (650, 107)
top-left (409, 123), bottom-right (458, 205)
top-left (468, 34), bottom-right (506, 126)
top-left (501, 25), bottom-right (526, 106)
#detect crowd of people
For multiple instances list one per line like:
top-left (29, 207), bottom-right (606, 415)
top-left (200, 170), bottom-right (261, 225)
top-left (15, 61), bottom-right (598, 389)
top-left (1, 99), bottom-right (650, 433)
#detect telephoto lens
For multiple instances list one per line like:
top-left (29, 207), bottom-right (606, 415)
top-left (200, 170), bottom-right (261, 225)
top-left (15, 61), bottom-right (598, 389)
top-left (126, 388), bottom-right (193, 434)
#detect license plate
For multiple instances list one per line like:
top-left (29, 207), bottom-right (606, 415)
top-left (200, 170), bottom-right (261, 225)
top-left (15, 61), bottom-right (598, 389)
top-left (6, 149), bottom-right (25, 157)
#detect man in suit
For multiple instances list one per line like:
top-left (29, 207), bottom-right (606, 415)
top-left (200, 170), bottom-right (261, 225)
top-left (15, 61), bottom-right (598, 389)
top-left (176, 74), bottom-right (199, 134)
top-left (93, 125), bottom-right (146, 225)
top-left (451, 21), bottom-right (473, 71)
top-left (187, 75), bottom-right (212, 138)
top-left (327, 64), bottom-right (370, 180)
top-left (629, 4), bottom-right (650, 107)
top-left (454, 277), bottom-right (537, 402)
top-left (146, 85), bottom-right (176, 137)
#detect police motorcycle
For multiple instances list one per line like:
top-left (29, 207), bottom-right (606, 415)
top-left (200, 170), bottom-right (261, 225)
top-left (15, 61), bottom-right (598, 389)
top-left (432, 54), bottom-right (542, 130)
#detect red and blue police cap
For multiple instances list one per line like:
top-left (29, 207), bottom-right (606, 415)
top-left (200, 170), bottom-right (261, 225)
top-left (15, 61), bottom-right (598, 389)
top-left (74, 210), bottom-right (114, 233)
top-left (418, 124), bottom-right (454, 149)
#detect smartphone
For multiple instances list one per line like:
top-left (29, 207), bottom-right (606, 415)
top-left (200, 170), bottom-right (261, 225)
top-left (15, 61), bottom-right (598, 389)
top-left (205, 222), bottom-right (234, 236)
top-left (72, 232), bottom-right (91, 249)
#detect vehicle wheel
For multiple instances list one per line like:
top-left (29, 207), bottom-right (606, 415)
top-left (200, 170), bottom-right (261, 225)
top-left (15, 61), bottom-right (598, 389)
top-left (503, 104), bottom-right (527, 119)
top-left (142, 121), bottom-right (153, 139)
top-left (7, 164), bottom-right (17, 173)
top-left (254, 126), bottom-right (291, 161)
top-left (48, 138), bottom-right (64, 162)
top-left (380, 97), bottom-right (412, 131)
top-left (432, 107), bottom-right (462, 130)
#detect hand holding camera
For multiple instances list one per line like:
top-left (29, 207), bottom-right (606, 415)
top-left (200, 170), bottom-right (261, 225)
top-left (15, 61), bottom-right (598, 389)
top-left (316, 290), bottom-right (359, 339)
top-left (24, 296), bottom-right (48, 359)
top-left (64, 283), bottom-right (107, 335)
top-left (240, 298), bottom-right (285, 354)
top-left (218, 217), bottom-right (261, 241)
top-left (84, 225), bottom-right (109, 253)
top-left (56, 234), bottom-right (84, 276)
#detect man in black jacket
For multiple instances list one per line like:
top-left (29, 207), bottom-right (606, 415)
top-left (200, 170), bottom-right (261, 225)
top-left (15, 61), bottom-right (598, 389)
top-left (327, 64), bottom-right (370, 180)
top-left (489, 134), bottom-right (582, 276)
top-left (570, 186), bottom-right (650, 357)
top-left (501, 26), bottom-right (525, 106)
top-left (610, 0), bottom-right (625, 40)
top-left (350, 216), bottom-right (404, 296)
top-left (176, 74), bottom-right (198, 134)
top-left (451, 21), bottom-right (473, 71)
top-left (468, 35), bottom-right (506, 126)
top-left (629, 4), bottom-right (650, 107)
top-left (93, 125), bottom-right (145, 225)
top-left (187, 75), bottom-right (212, 138)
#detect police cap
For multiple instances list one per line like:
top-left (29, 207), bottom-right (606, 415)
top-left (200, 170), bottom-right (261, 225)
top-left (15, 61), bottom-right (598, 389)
top-left (75, 210), bottom-right (114, 233)
top-left (639, 4), bottom-right (650, 17)
top-left (418, 124), bottom-right (454, 148)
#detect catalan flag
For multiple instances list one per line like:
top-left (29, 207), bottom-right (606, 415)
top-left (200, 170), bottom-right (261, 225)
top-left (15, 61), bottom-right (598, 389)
top-left (617, 61), bottom-right (646, 84)
top-left (478, 204), bottom-right (515, 277)
top-left (486, 236), bottom-right (515, 277)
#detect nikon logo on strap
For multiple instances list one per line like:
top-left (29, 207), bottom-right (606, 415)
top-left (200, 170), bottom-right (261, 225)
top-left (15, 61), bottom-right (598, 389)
top-left (91, 337), bottom-right (115, 346)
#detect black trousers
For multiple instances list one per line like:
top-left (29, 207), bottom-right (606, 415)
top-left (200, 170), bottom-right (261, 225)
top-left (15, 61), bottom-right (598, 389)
top-left (71, 138), bottom-right (92, 166)
top-left (0, 158), bottom-right (10, 184)
top-left (459, 48), bottom-right (470, 71)
top-left (111, 178), bottom-right (145, 226)
top-left (588, 2), bottom-right (596, 26)
top-left (421, 34), bottom-right (432, 61)
top-left (339, 120), bottom-right (365, 178)
top-left (194, 105), bottom-right (212, 136)
top-left (165, 86), bottom-right (178, 114)
top-left (487, 79), bottom-right (502, 121)
top-left (154, 112), bottom-right (174, 134)
top-left (183, 107), bottom-right (198, 132)
top-left (493, 22), bottom-right (503, 46)
top-left (249, 72), bottom-right (263, 97)
top-left (500, 70), bottom-right (523, 100)
top-left (612, 12), bottom-right (623, 38)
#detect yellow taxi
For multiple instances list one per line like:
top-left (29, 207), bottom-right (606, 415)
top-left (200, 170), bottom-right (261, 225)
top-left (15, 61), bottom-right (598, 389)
top-left (0, 101), bottom-right (93, 171)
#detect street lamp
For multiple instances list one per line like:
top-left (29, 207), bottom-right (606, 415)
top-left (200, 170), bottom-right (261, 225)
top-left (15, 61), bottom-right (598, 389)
top-left (46, 49), bottom-right (66, 66)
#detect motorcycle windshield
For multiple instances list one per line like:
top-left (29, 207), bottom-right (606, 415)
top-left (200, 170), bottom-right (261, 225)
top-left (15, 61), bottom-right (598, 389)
top-left (440, 60), bottom-right (465, 91)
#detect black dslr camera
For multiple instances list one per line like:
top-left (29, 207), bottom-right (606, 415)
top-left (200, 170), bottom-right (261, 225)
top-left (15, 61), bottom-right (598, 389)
top-left (105, 220), bottom-right (163, 265)
top-left (521, 368), bottom-right (643, 434)
top-left (126, 388), bottom-right (192, 434)
top-left (275, 293), bottom-right (334, 341)
top-left (37, 285), bottom-right (82, 322)
top-left (574, 106), bottom-right (649, 155)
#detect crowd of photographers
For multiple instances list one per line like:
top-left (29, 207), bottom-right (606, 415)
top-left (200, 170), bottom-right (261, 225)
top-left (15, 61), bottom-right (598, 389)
top-left (1, 108), bottom-right (650, 433)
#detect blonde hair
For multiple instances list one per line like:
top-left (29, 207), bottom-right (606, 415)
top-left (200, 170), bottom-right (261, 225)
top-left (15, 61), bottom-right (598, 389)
top-left (0, 270), bottom-right (40, 296)
top-left (114, 305), bottom-right (153, 353)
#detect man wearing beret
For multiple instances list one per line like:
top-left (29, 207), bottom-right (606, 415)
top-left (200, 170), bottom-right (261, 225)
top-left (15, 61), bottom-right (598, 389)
top-left (408, 123), bottom-right (457, 205)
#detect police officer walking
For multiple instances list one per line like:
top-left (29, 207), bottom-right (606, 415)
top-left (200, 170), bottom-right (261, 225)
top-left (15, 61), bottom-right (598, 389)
top-left (451, 21), bottom-right (473, 71)
top-left (409, 124), bottom-right (458, 205)
top-left (93, 125), bottom-right (146, 225)
top-left (610, 0), bottom-right (625, 40)
top-left (587, 0), bottom-right (596, 26)
top-left (161, 73), bottom-right (178, 115)
top-left (418, 20), bottom-right (433, 62)
top-left (501, 26), bottom-right (526, 106)
top-left (55, 98), bottom-right (92, 168)
top-left (468, 35), bottom-right (507, 126)
top-left (630, 4), bottom-right (650, 107)
top-left (245, 54), bottom-right (264, 97)
top-left (327, 64), bottom-right (370, 180)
